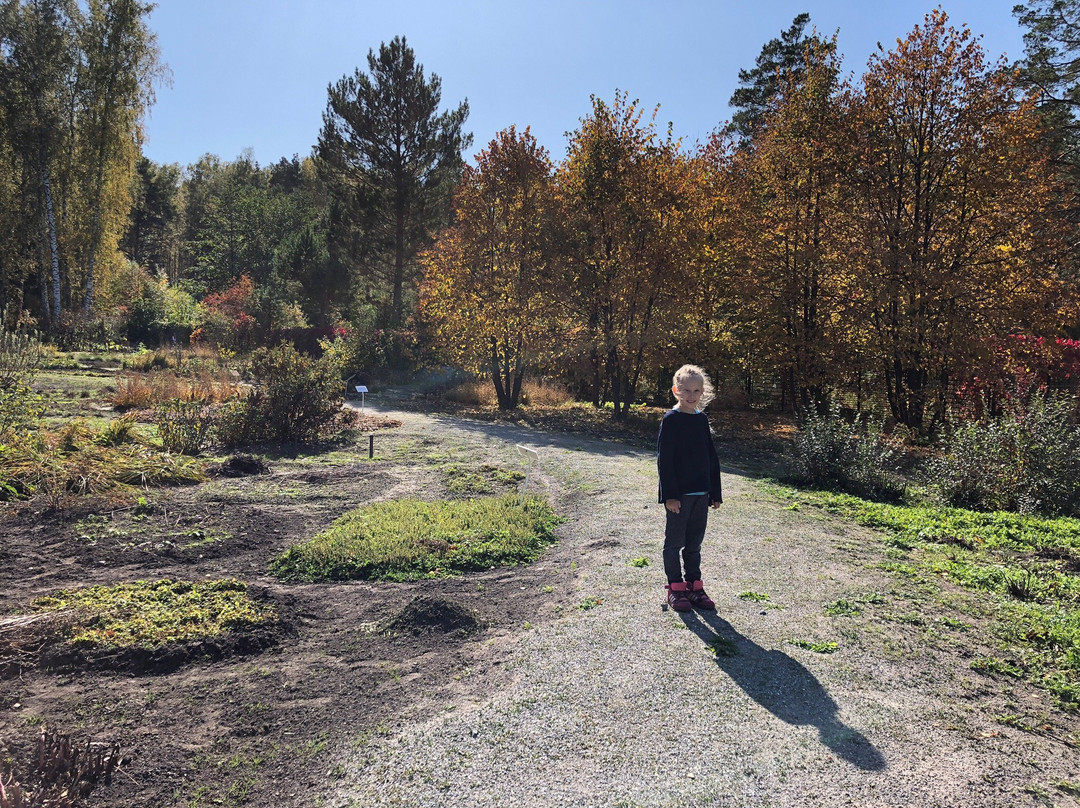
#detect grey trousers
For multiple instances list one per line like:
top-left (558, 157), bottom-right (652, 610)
top-left (663, 494), bottom-right (708, 583)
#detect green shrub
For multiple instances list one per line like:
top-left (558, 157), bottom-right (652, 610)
top-left (95, 413), bottom-right (143, 447)
top-left (791, 403), bottom-right (904, 501)
top-left (123, 347), bottom-right (177, 372)
top-left (270, 494), bottom-right (560, 582)
top-left (0, 329), bottom-right (41, 388)
top-left (216, 342), bottom-right (345, 447)
top-left (931, 390), bottom-right (1080, 516)
top-left (154, 400), bottom-right (218, 455)
top-left (0, 381), bottom-right (44, 437)
top-left (0, 330), bottom-right (45, 437)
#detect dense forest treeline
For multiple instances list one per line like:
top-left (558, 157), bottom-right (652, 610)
top-left (2, 3), bottom-right (1079, 430)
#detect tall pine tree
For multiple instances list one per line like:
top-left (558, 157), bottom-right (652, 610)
top-left (317, 36), bottom-right (470, 327)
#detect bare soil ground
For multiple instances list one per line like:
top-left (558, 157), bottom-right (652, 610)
top-left (1, 394), bottom-right (1078, 808)
top-left (0, 401), bottom-right (580, 807)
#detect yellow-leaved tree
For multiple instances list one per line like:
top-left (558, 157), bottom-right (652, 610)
top-left (850, 9), bottom-right (1066, 429)
top-left (419, 126), bottom-right (554, 409)
top-left (725, 38), bottom-right (855, 412)
top-left (556, 92), bottom-right (698, 419)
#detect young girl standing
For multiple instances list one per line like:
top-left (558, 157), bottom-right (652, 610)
top-left (656, 364), bottom-right (723, 612)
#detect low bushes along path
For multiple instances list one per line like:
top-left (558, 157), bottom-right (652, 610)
top-left (1, 400), bottom-right (1077, 807)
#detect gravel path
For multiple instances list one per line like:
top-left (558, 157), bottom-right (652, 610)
top-left (327, 406), bottom-right (1078, 808)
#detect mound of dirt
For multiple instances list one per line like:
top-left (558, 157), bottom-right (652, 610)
top-left (212, 454), bottom-right (270, 477)
top-left (0, 613), bottom-right (68, 679)
top-left (379, 596), bottom-right (484, 638)
top-left (38, 621), bottom-right (289, 676)
top-left (351, 413), bottom-right (402, 432)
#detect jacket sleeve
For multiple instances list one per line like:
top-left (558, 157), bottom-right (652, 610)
top-left (656, 415), bottom-right (680, 503)
top-left (707, 418), bottom-right (723, 504)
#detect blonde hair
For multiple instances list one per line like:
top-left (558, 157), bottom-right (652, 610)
top-left (672, 364), bottom-right (715, 408)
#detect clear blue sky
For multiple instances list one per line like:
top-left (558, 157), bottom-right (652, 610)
top-left (141, 0), bottom-right (1028, 170)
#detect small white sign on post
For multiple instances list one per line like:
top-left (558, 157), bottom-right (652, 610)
top-left (515, 445), bottom-right (539, 505)
top-left (355, 385), bottom-right (368, 411)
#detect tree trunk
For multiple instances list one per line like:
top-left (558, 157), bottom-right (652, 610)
top-left (609, 347), bottom-right (626, 421)
top-left (38, 262), bottom-right (51, 327)
top-left (392, 206), bottom-right (405, 326)
top-left (590, 347), bottom-right (601, 407)
top-left (84, 215), bottom-right (99, 314)
top-left (509, 371), bottom-right (523, 409)
top-left (490, 336), bottom-right (510, 409)
top-left (42, 164), bottom-right (62, 323)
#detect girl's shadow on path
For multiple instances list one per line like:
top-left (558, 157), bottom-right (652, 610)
top-left (680, 611), bottom-right (887, 772)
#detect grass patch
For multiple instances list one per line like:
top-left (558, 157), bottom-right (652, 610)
top-left (774, 483), bottom-right (1080, 710)
top-left (443, 462), bottom-right (491, 495)
top-left (109, 368), bottom-right (239, 411)
top-left (629, 557), bottom-right (650, 568)
top-left (738, 590), bottom-right (784, 609)
top-left (31, 578), bottom-right (276, 649)
top-left (443, 463), bottom-right (526, 496)
top-left (1, 421), bottom-right (206, 505)
top-left (269, 493), bottom-right (560, 582)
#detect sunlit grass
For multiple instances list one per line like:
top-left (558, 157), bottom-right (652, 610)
top-left (776, 484), bottom-right (1080, 709)
top-left (270, 493), bottom-right (560, 582)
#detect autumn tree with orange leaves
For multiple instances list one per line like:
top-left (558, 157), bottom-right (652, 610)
top-left (556, 93), bottom-right (698, 419)
top-left (849, 10), bottom-right (1067, 430)
top-left (419, 127), bottom-right (554, 409)
top-left (721, 38), bottom-right (854, 412)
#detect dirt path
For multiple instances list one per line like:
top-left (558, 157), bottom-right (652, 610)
top-left (327, 405), bottom-right (1079, 808)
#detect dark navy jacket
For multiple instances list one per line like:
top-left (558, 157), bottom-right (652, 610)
top-left (656, 409), bottom-right (722, 504)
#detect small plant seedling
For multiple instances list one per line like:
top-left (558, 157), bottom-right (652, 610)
top-left (1056, 781), bottom-right (1080, 798)
top-left (707, 636), bottom-right (738, 657)
top-left (823, 599), bottom-right (861, 617)
top-left (738, 591), bottom-right (771, 602)
top-left (787, 638), bottom-right (838, 654)
top-left (578, 596), bottom-right (603, 610)
top-left (937, 616), bottom-right (969, 631)
top-left (972, 656), bottom-right (1025, 679)
top-left (894, 613), bottom-right (925, 626)
top-left (629, 557), bottom-right (649, 568)
top-left (738, 590), bottom-right (785, 609)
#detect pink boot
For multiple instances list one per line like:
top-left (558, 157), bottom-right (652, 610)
top-left (665, 582), bottom-right (692, 612)
top-left (686, 580), bottom-right (716, 610)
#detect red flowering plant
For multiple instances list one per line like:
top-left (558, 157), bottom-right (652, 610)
top-left (197, 276), bottom-right (257, 349)
top-left (953, 334), bottom-right (1080, 420)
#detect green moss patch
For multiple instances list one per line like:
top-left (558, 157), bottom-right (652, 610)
top-left (270, 494), bottom-right (560, 582)
top-left (32, 578), bottom-right (277, 650)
